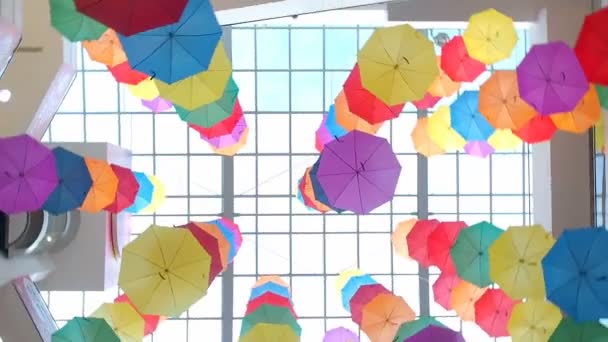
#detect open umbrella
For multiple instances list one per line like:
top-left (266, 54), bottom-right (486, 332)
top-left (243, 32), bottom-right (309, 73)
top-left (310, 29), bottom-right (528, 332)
top-left (50, 0), bottom-right (106, 42)
top-left (488, 129), bottom-right (522, 151)
top-left (80, 158), bottom-right (118, 213)
top-left (598, 85), bottom-right (608, 109)
top-left (90, 303), bottom-right (144, 342)
top-left (549, 317), bottom-right (608, 341)
top-left (0, 134), bottom-right (58, 214)
top-left (451, 280), bottom-right (487, 321)
top-left (246, 293), bottom-right (297, 318)
top-left (200, 114), bottom-right (246, 148)
top-left (124, 172), bottom-right (153, 213)
top-left (191, 221), bottom-right (230, 268)
top-left (574, 8), bottom-right (608, 86)
top-left (239, 323), bottom-right (300, 342)
top-left (218, 217), bottom-right (242, 251)
top-left (508, 300), bottom-right (562, 342)
top-left (411, 117), bottom-right (445, 157)
top-left (176, 76), bottom-right (239, 127)
top-left (208, 218), bottom-right (239, 261)
top-left (391, 218), bottom-right (418, 259)
top-left (114, 294), bottom-right (162, 336)
top-left (298, 168), bottom-right (331, 213)
top-left (432, 272), bottom-right (460, 310)
top-left (394, 316), bottom-right (445, 341)
top-left (464, 140), bottom-right (494, 158)
top-left (323, 327), bottom-right (359, 342)
top-left (350, 283), bottom-right (391, 325)
top-left (428, 221), bottom-right (467, 273)
top-left (325, 104), bottom-right (348, 138)
top-left (118, 0), bottom-right (222, 83)
top-left (551, 86), bottom-right (601, 133)
top-left (315, 114), bottom-right (334, 152)
top-left (441, 35), bottom-right (486, 82)
top-left (82, 29), bottom-right (126, 67)
top-left (104, 164), bottom-right (139, 213)
top-left (182, 222), bottom-right (224, 281)
top-left (450, 91), bottom-right (495, 141)
top-left (128, 78), bottom-right (158, 101)
top-left (406, 219), bottom-right (440, 267)
top-left (474, 288), bottom-right (518, 337)
top-left (108, 61), bottom-right (148, 85)
top-left (52, 317), bottom-right (119, 342)
top-left (335, 269), bottom-right (366, 298)
top-left (463, 8), bottom-right (518, 65)
top-left (190, 100), bottom-right (244, 139)
top-left (341, 274), bottom-right (377, 311)
top-left (412, 92), bottom-right (442, 110)
top-left (309, 160), bottom-right (346, 213)
top-left (407, 325), bottom-right (465, 342)
top-left (43, 147), bottom-right (93, 215)
top-left (334, 91), bottom-right (384, 134)
top-left (256, 275), bottom-right (290, 288)
top-left (517, 41), bottom-right (589, 115)
top-left (360, 293), bottom-right (415, 342)
top-left (250, 282), bottom-right (292, 303)
top-left (428, 57), bottom-right (461, 97)
top-left (357, 24), bottom-right (439, 105)
top-left (211, 127), bottom-right (249, 157)
top-left (427, 106), bottom-right (466, 151)
top-left (241, 305), bottom-right (301, 336)
top-left (142, 97), bottom-right (173, 113)
top-left (513, 113), bottom-right (557, 144)
top-left (140, 175), bottom-right (166, 214)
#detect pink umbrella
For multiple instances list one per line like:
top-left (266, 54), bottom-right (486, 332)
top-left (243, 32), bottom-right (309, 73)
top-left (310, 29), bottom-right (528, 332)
top-left (323, 327), bottom-right (359, 342)
top-left (141, 97), bottom-right (173, 113)
top-left (218, 217), bottom-right (242, 251)
top-left (201, 116), bottom-right (247, 148)
top-left (432, 272), bottom-right (461, 310)
top-left (316, 113), bottom-right (334, 152)
top-left (464, 141), bottom-right (494, 158)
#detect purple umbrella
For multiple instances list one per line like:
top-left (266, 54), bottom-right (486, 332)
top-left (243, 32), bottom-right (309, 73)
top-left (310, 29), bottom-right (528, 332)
top-left (316, 130), bottom-right (401, 214)
top-left (464, 140), bottom-right (494, 158)
top-left (316, 113), bottom-right (335, 151)
top-left (323, 327), bottom-right (359, 342)
top-left (0, 134), bottom-right (59, 214)
top-left (141, 97), bottom-right (173, 113)
top-left (516, 41), bottom-right (589, 115)
top-left (201, 116), bottom-right (247, 148)
top-left (407, 325), bottom-right (465, 342)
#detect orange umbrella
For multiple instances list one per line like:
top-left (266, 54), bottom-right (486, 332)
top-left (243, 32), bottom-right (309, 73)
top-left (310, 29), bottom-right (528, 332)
top-left (80, 158), bottom-right (119, 213)
top-left (361, 293), bottom-right (415, 342)
top-left (451, 280), bottom-right (487, 321)
top-left (550, 85), bottom-right (601, 133)
top-left (212, 128), bottom-right (249, 156)
top-left (193, 221), bottom-right (231, 268)
top-left (302, 167), bottom-right (332, 213)
top-left (391, 218), bottom-right (418, 258)
top-left (479, 71), bottom-right (537, 130)
top-left (335, 91), bottom-right (383, 134)
top-left (428, 57), bottom-right (461, 97)
top-left (411, 117), bottom-right (445, 157)
top-left (83, 29), bottom-right (127, 67)
top-left (255, 275), bottom-right (290, 288)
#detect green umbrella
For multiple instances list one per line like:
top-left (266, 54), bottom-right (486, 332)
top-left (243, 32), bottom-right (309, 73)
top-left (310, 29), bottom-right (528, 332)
top-left (240, 305), bottom-right (301, 336)
top-left (549, 318), bottom-right (608, 342)
top-left (52, 317), bottom-right (120, 342)
top-left (50, 0), bottom-right (107, 42)
top-left (394, 316), bottom-right (445, 341)
top-left (450, 221), bottom-right (503, 287)
top-left (175, 77), bottom-right (239, 127)
top-left (597, 85), bottom-right (608, 110)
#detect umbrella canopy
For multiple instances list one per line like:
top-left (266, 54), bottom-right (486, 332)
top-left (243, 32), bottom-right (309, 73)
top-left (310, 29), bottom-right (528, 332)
top-left (90, 303), bottom-right (144, 342)
top-left (334, 91), bottom-right (384, 134)
top-left (451, 280), bottom-right (487, 321)
top-left (182, 222), bottom-right (224, 281)
top-left (255, 275), bottom-right (290, 288)
top-left (239, 323), bottom-right (300, 342)
top-left (75, 0), bottom-right (188, 37)
top-left (407, 325), bottom-right (465, 342)
top-left (508, 300), bottom-right (562, 342)
top-left (118, 0), bottom-right (222, 84)
top-left (128, 78), bottom-right (159, 101)
top-left (341, 274), bottom-right (377, 310)
top-left (218, 217), bottom-right (242, 251)
top-left (250, 283), bottom-right (292, 303)
top-left (489, 225), bottom-right (555, 300)
top-left (474, 288), bottom-right (518, 337)
top-left (315, 114), bottom-right (334, 152)
top-left (118, 225), bottom-right (212, 317)
top-left (109, 61), bottom-right (148, 85)
top-left (432, 272), bottom-right (461, 310)
top-left (246, 292), bottom-right (297, 318)
top-left (598, 85), bottom-right (608, 109)
top-left (517, 41), bottom-right (589, 115)
top-left (208, 218), bottom-right (239, 261)
top-left (450, 91), bottom-right (495, 141)
top-left (335, 269), bottom-right (366, 297)
top-left (411, 117), bottom-right (446, 157)
top-left (52, 317), bottom-right (119, 342)
top-left (350, 284), bottom-right (391, 325)
top-left (191, 221), bottom-right (231, 267)
top-left (574, 8), bottom-right (608, 86)
top-left (513, 113), bottom-right (557, 144)
top-left (0, 134), bottom-right (58, 214)
top-left (406, 219), bottom-right (440, 267)
top-left (391, 218), bottom-right (418, 259)
top-left (428, 221), bottom-right (468, 273)
top-left (140, 175), bottom-right (166, 214)
top-left (325, 104), bottom-right (348, 138)
top-left (549, 317), bottom-right (608, 342)
top-left (124, 172), bottom-right (154, 213)
top-left (298, 167), bottom-right (331, 213)
top-left (542, 227), bottom-right (608, 322)
top-left (488, 129), bottom-right (522, 151)
top-left (309, 160), bottom-right (346, 213)
top-left (428, 57), bottom-right (461, 97)
top-left (463, 8), bottom-right (518, 65)
top-left (80, 158), bottom-right (118, 213)
top-left (315, 130), bottom-right (401, 214)
top-left (323, 327), bottom-right (359, 342)
top-left (211, 127), bottom-right (249, 157)
top-left (201, 115), bottom-right (246, 149)
top-left (412, 92), bottom-right (441, 110)
top-left (360, 293), bottom-right (415, 342)
top-left (479, 70), bottom-right (537, 130)
top-left (464, 140), bottom-right (494, 158)
top-left (357, 24), bottom-right (439, 105)
top-left (104, 164), bottom-right (139, 213)
top-left (241, 306), bottom-right (300, 336)
top-left (394, 316), bottom-right (445, 341)
top-left (190, 100), bottom-right (244, 139)
top-left (82, 29), bottom-right (126, 67)
top-left (427, 106), bottom-right (466, 151)
top-left (114, 294), bottom-right (162, 336)
top-left (176, 76), bottom-right (239, 127)
top-left (142, 97), bottom-right (173, 113)
top-left (43, 147), bottom-right (93, 215)
top-left (441, 35), bottom-right (486, 82)
top-left (551, 86), bottom-right (601, 133)
top-left (50, 0), bottom-right (106, 42)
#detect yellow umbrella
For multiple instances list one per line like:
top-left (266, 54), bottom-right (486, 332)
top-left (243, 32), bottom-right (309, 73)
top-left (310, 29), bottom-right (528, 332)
top-left (155, 42), bottom-right (232, 111)
top-left (488, 129), bottom-right (522, 151)
top-left (508, 300), bottom-right (562, 342)
top-left (391, 218), bottom-right (418, 259)
top-left (90, 303), bottom-right (144, 342)
top-left (212, 127), bottom-right (249, 156)
top-left (489, 225), bottom-right (555, 300)
top-left (140, 175), bottom-right (166, 214)
top-left (412, 117), bottom-right (446, 157)
top-left (594, 106), bottom-right (605, 153)
top-left (239, 323), bottom-right (300, 342)
top-left (357, 24), bottom-right (439, 105)
top-left (463, 8), bottom-right (519, 65)
top-left (118, 225), bottom-right (212, 317)
top-left (335, 269), bottom-right (365, 298)
top-left (427, 106), bottom-right (466, 151)
top-left (128, 78), bottom-right (159, 101)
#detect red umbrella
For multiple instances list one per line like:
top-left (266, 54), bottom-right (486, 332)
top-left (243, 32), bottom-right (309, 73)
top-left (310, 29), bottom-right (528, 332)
top-left (412, 93), bottom-right (441, 110)
top-left (74, 0), bottom-right (188, 36)
top-left (114, 294), bottom-right (162, 336)
top-left (513, 114), bottom-right (557, 144)
top-left (574, 8), bottom-right (608, 86)
top-left (349, 284), bottom-right (391, 325)
top-left (104, 164), bottom-right (139, 213)
top-left (441, 36), bottom-right (486, 82)
top-left (406, 219), bottom-right (440, 267)
top-left (190, 100), bottom-right (244, 139)
top-left (246, 292), bottom-right (297, 318)
top-left (432, 272), bottom-right (461, 310)
top-left (109, 62), bottom-right (148, 85)
top-left (182, 222), bottom-right (224, 283)
top-left (474, 289), bottom-right (518, 337)
top-left (427, 221), bottom-right (467, 274)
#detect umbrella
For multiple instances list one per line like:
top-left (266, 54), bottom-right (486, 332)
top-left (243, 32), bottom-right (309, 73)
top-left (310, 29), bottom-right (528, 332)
top-left (360, 293), bottom-right (415, 342)
top-left (218, 217), bottom-right (242, 247)
top-left (598, 84), bottom-right (608, 109)
top-left (513, 113), bottom-right (557, 144)
top-left (52, 317), bottom-right (119, 342)
top-left (315, 114), bottom-right (334, 153)
top-left (255, 275), bottom-right (290, 288)
top-left (334, 91), bottom-right (384, 134)
top-left (109, 62), bottom-right (148, 85)
top-left (551, 86), bottom-right (601, 133)
top-left (341, 274), bottom-right (377, 311)
top-left (357, 23), bottom-right (439, 105)
top-left (315, 130), bottom-right (401, 214)
top-left (80, 158), bottom-right (118, 213)
top-left (298, 168), bottom-right (331, 213)
top-left (412, 92), bottom-right (441, 110)
top-left (239, 323), bottom-right (300, 342)
top-left (250, 283), bottom-right (292, 303)
top-left (82, 29), bottom-right (126, 67)
top-left (104, 164), bottom-right (139, 213)
top-left (128, 78), bottom-right (158, 101)
top-left (118, 225), bottom-right (212, 317)
top-left (124, 172), bottom-right (153, 213)
top-left (326, 104), bottom-right (348, 138)
top-left (335, 269), bottom-right (366, 298)
top-left (428, 57), bottom-right (461, 97)
top-left (542, 227), bottom-right (608, 322)
top-left (118, 0), bottom-right (222, 84)
top-left (241, 305), bottom-right (301, 336)
top-left (309, 160), bottom-right (347, 213)
top-left (50, 0), bottom-right (106, 42)
top-left (574, 8), bottom-right (608, 86)
top-left (182, 222), bottom-right (224, 282)
top-left (474, 288), bottom-right (518, 337)
top-left (549, 317), bottom-right (608, 341)
top-left (406, 219), bottom-right (441, 267)
top-left (246, 292), bottom-right (297, 318)
top-left (142, 97), bottom-right (173, 113)
top-left (176, 77), bottom-right (239, 127)
top-left (75, 0), bottom-right (188, 37)
top-left (508, 300), bottom-right (562, 342)
top-left (441, 35), bottom-right (486, 82)
top-left (343, 64), bottom-right (405, 124)
top-left (427, 106), bottom-right (466, 151)
top-left (464, 141), bottom-right (494, 158)
top-left (432, 272), bottom-right (460, 310)
top-left (463, 8), bottom-right (518, 65)
top-left (90, 303), bottom-right (144, 342)
top-left (114, 294), bottom-right (162, 336)
top-left (190, 100), bottom-right (244, 139)
top-left (411, 117), bottom-right (446, 157)
top-left (489, 225), bottom-right (555, 300)
top-left (451, 280), bottom-right (487, 321)
top-left (479, 70), bottom-right (537, 130)
top-left (407, 325), bottom-right (465, 342)
top-left (208, 218), bottom-right (239, 261)
top-left (451, 220), bottom-right (503, 287)
top-left (211, 127), bottom-right (249, 157)
top-left (0, 134), bottom-right (58, 214)
top-left (391, 218), bottom-right (418, 259)
top-left (488, 129), bottom-right (522, 151)
top-left (43, 147), bottom-right (93, 215)
top-left (191, 221), bottom-right (231, 267)
top-left (428, 221), bottom-right (467, 273)
top-left (140, 175), bottom-right (166, 214)
top-left (450, 91), bottom-right (495, 141)
top-left (350, 284), bottom-right (391, 325)
top-left (394, 316), bottom-right (445, 341)
top-left (517, 41), bottom-right (589, 115)
top-left (323, 327), bottom-right (359, 342)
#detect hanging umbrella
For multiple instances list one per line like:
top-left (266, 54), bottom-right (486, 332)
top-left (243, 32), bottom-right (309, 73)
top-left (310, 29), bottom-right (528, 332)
top-left (427, 106), bottom-right (466, 151)
top-left (316, 130), bottom-right (402, 214)
top-left (176, 76), bottom-right (239, 127)
top-left (451, 220), bottom-right (503, 287)
top-left (412, 117), bottom-right (446, 157)
top-left (451, 280), bottom-right (487, 321)
top-left (108, 61), bottom-right (148, 85)
top-left (450, 91), bottom-right (495, 141)
top-left (542, 227), bottom-right (608, 322)
top-left (52, 317), bottom-right (119, 342)
top-left (250, 283), bottom-right (292, 303)
top-left (407, 325), bottom-right (465, 342)
top-left (211, 127), bottom-right (249, 157)
top-left (118, 225), bottom-right (212, 317)
top-left (598, 85), bottom-right (608, 109)
top-left (549, 317), bottom-right (608, 341)
top-left (464, 141), bottom-right (494, 158)
top-left (412, 93), bottom-right (441, 110)
top-left (391, 218), bottom-right (418, 259)
top-left (508, 300), bottom-right (562, 342)
top-left (428, 221), bottom-right (467, 273)
top-left (325, 104), bottom-right (348, 138)
top-left (241, 305), bottom-right (301, 336)
top-left (341, 274), bottom-right (377, 311)
top-left (323, 327), bottom-right (359, 342)
top-left (479, 70), bottom-right (537, 130)
top-left (315, 114), bottom-right (334, 152)
top-left (298, 168), bottom-right (331, 213)
top-left (192, 221), bottom-right (231, 267)
top-left (239, 323), bottom-right (300, 342)
top-left (128, 78), bottom-right (158, 101)
top-left (463, 8), bottom-right (518, 65)
top-left (432, 272), bottom-right (461, 310)
top-left (200, 114), bottom-right (244, 150)
top-left (50, 0), bottom-right (106, 42)
top-left (309, 160), bottom-right (347, 213)
top-left (551, 86), bottom-right (601, 133)
top-left (360, 293), bottom-right (415, 342)
top-left (218, 217), bottom-right (242, 250)
top-left (182, 222), bottom-right (224, 282)
top-left (357, 23), bottom-right (439, 105)
top-left (0, 134), bottom-right (58, 214)
top-left (394, 316), bottom-right (445, 341)
top-left (517, 41), bottom-right (589, 115)
top-left (246, 293), bottom-right (297, 318)
top-left (114, 294), bottom-right (162, 336)
top-left (82, 29), bottom-right (126, 67)
top-left (80, 158), bottom-right (118, 213)
top-left (140, 175), bottom-right (166, 214)
top-left (335, 269), bottom-right (366, 298)
top-left (256, 275), bottom-right (290, 288)
top-left (124, 172), bottom-right (153, 214)
top-left (190, 100), bottom-right (244, 139)
top-left (118, 0), bottom-right (222, 83)
top-left (104, 164), bottom-right (139, 213)
top-left (474, 288), bottom-right (518, 337)
top-left (208, 218), bottom-right (239, 261)
top-left (75, 0), bottom-right (188, 37)
top-left (142, 97), bottom-right (173, 113)
top-left (334, 91), bottom-right (384, 134)
top-left (43, 147), bottom-right (93, 215)
top-left (488, 129), bottom-right (522, 151)
top-left (406, 219), bottom-right (441, 267)
top-left (513, 113), bottom-right (557, 144)
top-left (428, 57), bottom-right (461, 97)
top-left (343, 64), bottom-right (405, 124)
top-left (350, 284), bottom-right (391, 325)
top-left (90, 303), bottom-right (144, 342)
top-left (489, 225), bottom-right (555, 300)
top-left (574, 8), bottom-right (608, 86)
top-left (441, 35), bottom-right (486, 82)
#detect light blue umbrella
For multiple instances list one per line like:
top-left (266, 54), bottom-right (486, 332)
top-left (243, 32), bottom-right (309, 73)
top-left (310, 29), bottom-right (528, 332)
top-left (125, 172), bottom-right (153, 213)
top-left (210, 219), bottom-right (238, 261)
top-left (250, 282), bottom-right (293, 303)
top-left (43, 147), bottom-right (93, 215)
top-left (340, 274), bottom-right (377, 311)
top-left (450, 91), bottom-right (495, 141)
top-left (325, 105), bottom-right (348, 138)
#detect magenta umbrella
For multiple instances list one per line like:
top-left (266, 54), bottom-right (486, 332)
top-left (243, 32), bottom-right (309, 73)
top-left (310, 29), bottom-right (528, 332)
top-left (316, 113), bottom-right (334, 152)
top-left (323, 327), bottom-right (359, 342)
top-left (201, 116), bottom-right (247, 148)
top-left (316, 130), bottom-right (401, 214)
top-left (407, 325), bottom-right (465, 342)
top-left (516, 41), bottom-right (589, 115)
top-left (464, 141), bottom-right (494, 158)
top-left (141, 97), bottom-right (173, 113)
top-left (0, 134), bottom-right (59, 214)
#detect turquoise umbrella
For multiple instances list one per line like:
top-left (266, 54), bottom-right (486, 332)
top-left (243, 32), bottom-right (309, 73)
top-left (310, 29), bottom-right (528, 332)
top-left (125, 172), bottom-right (154, 213)
top-left (49, 0), bottom-right (106, 42)
top-left (52, 317), bottom-right (119, 342)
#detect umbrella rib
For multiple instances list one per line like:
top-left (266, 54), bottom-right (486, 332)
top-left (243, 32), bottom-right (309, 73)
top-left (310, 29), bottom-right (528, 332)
top-left (357, 141), bottom-right (384, 167)
top-left (324, 145), bottom-right (356, 172)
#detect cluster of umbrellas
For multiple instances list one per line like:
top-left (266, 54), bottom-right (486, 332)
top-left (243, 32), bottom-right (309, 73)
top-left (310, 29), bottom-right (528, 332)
top-left (392, 218), bottom-right (608, 340)
top-left (0, 134), bottom-right (164, 216)
top-left (49, 0), bottom-right (249, 156)
top-left (238, 276), bottom-right (301, 342)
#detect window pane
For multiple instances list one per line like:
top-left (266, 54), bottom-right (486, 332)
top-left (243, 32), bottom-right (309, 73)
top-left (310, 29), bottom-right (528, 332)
top-left (232, 28), bottom-right (255, 70)
top-left (291, 29), bottom-right (323, 69)
top-left (256, 29), bottom-right (289, 69)
top-left (83, 71), bottom-right (118, 112)
top-left (257, 72), bottom-right (289, 111)
top-left (292, 71), bottom-right (324, 112)
top-left (325, 29), bottom-right (357, 69)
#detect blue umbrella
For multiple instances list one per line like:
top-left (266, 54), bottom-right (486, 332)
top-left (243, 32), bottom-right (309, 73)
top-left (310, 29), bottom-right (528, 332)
top-left (325, 105), bottom-right (348, 138)
top-left (309, 160), bottom-right (345, 213)
top-left (125, 172), bottom-right (154, 214)
top-left (341, 274), bottom-right (377, 311)
top-left (250, 282), bottom-right (293, 303)
top-left (43, 147), bottom-right (93, 215)
top-left (542, 227), bottom-right (608, 322)
top-left (210, 219), bottom-right (237, 261)
top-left (450, 91), bottom-right (495, 141)
top-left (118, 0), bottom-right (222, 84)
